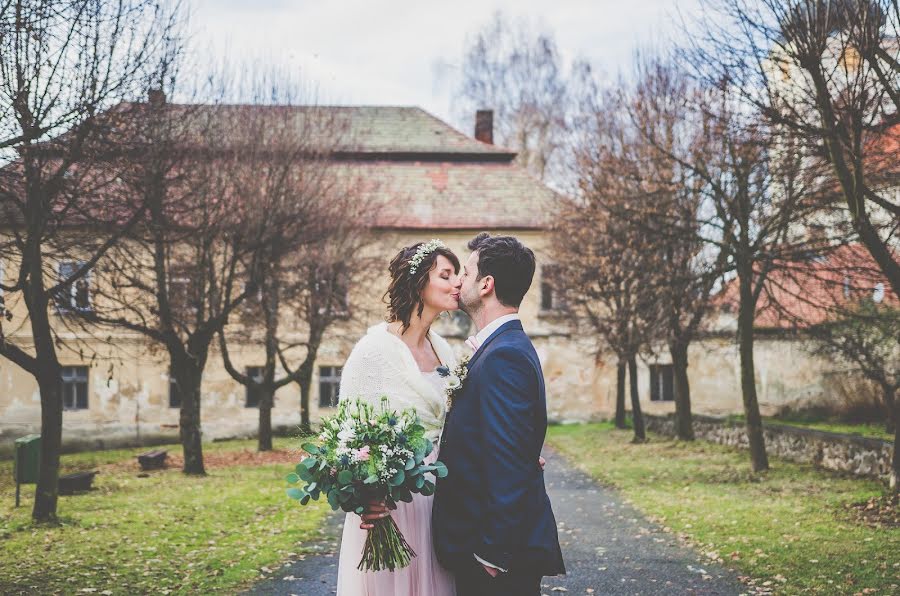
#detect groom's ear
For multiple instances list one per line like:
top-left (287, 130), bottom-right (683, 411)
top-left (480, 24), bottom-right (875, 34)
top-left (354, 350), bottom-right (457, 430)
top-left (480, 275), bottom-right (494, 297)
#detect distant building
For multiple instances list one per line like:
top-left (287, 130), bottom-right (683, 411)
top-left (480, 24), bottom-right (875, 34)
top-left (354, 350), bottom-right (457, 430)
top-left (1, 104), bottom-right (892, 452)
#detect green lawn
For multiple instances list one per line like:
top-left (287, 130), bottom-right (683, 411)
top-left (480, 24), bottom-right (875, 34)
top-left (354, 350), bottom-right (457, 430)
top-left (548, 423), bottom-right (899, 595)
top-left (0, 437), bottom-right (329, 595)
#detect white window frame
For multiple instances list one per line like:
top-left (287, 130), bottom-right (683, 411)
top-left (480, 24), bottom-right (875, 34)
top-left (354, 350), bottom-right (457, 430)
top-left (56, 261), bottom-right (92, 314)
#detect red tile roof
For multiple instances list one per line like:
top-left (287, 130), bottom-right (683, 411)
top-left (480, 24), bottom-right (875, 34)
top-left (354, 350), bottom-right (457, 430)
top-left (89, 104), bottom-right (555, 230)
top-left (717, 244), bottom-right (898, 329)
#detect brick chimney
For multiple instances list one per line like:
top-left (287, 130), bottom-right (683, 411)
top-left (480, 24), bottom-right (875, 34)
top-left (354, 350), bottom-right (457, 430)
top-left (148, 88), bottom-right (166, 106)
top-left (475, 110), bottom-right (493, 144)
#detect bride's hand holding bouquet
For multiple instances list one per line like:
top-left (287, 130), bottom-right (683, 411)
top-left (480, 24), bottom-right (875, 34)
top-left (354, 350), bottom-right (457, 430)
top-left (286, 397), bottom-right (448, 572)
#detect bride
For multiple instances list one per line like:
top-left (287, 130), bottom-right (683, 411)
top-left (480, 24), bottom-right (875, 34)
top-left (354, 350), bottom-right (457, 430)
top-left (335, 239), bottom-right (461, 596)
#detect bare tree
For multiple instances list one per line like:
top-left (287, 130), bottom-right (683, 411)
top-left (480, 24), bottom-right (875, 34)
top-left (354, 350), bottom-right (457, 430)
top-left (214, 97), bottom-right (377, 448)
top-left (617, 55), bottom-right (730, 441)
top-left (690, 0), bottom-right (900, 326)
top-left (450, 11), bottom-right (584, 184)
top-left (82, 88), bottom-right (284, 475)
top-left (639, 81), bottom-right (830, 471)
top-left (554, 88), bottom-right (669, 443)
top-left (0, 0), bottom-right (183, 522)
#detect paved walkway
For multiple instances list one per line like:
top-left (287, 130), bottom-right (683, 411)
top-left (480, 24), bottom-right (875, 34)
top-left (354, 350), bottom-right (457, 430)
top-left (246, 448), bottom-right (746, 596)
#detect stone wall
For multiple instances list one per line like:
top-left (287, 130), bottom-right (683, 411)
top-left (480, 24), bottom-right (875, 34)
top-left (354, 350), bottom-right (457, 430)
top-left (644, 414), bottom-right (894, 480)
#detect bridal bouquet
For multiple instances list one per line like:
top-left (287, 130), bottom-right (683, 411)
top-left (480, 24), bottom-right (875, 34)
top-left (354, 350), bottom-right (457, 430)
top-left (286, 397), bottom-right (448, 572)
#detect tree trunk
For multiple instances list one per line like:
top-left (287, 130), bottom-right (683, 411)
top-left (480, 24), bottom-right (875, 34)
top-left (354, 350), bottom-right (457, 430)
top-left (891, 398), bottom-right (899, 494)
top-left (737, 270), bottom-right (769, 472)
top-left (670, 341), bottom-right (694, 441)
top-left (26, 247), bottom-right (62, 523)
top-left (297, 362), bottom-right (314, 434)
top-left (628, 355), bottom-right (646, 442)
top-left (171, 353), bottom-right (206, 475)
top-left (258, 386), bottom-right (274, 452)
top-left (32, 324), bottom-right (63, 523)
top-left (884, 387), bottom-right (896, 436)
top-left (615, 360), bottom-right (627, 429)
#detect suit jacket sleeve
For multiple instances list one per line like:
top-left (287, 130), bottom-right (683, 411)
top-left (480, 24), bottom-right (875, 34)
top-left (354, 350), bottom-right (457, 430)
top-left (473, 346), bottom-right (538, 570)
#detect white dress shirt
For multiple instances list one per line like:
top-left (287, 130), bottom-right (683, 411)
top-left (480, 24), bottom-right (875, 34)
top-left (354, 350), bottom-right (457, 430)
top-left (468, 313), bottom-right (521, 352)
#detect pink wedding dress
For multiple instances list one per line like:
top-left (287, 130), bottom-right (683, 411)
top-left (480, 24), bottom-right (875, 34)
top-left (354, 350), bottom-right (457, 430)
top-left (335, 371), bottom-right (456, 596)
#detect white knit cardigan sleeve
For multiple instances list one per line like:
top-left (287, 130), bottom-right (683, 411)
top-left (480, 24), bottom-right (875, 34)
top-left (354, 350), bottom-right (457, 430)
top-left (338, 334), bottom-right (388, 407)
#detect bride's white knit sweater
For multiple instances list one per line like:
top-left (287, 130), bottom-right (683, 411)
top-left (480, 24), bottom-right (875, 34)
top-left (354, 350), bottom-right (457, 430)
top-left (338, 322), bottom-right (458, 442)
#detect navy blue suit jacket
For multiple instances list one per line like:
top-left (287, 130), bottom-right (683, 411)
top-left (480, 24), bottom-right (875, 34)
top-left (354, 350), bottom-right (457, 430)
top-left (432, 320), bottom-right (565, 576)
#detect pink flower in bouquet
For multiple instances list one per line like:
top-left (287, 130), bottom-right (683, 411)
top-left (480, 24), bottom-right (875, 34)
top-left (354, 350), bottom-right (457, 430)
top-left (352, 445), bottom-right (371, 462)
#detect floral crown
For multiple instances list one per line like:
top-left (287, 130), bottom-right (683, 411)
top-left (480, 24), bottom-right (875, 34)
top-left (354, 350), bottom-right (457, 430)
top-left (408, 239), bottom-right (446, 275)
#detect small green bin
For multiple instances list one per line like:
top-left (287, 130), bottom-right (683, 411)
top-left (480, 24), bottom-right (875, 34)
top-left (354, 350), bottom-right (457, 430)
top-left (14, 434), bottom-right (41, 484)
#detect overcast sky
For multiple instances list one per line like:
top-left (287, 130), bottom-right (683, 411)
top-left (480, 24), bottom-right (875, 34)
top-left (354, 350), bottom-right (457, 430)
top-left (188, 0), bottom-right (701, 131)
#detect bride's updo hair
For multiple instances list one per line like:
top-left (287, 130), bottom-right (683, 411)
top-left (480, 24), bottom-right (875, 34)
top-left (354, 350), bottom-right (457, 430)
top-left (385, 241), bottom-right (460, 331)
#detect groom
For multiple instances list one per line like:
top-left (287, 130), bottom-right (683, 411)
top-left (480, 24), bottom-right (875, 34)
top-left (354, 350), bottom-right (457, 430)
top-left (432, 233), bottom-right (565, 595)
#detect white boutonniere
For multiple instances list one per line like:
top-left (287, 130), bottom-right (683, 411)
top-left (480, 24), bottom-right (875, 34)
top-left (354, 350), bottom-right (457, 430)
top-left (436, 354), bottom-right (470, 412)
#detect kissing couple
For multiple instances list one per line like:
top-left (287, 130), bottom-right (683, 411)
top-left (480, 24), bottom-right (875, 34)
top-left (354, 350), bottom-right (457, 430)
top-left (335, 233), bottom-right (565, 596)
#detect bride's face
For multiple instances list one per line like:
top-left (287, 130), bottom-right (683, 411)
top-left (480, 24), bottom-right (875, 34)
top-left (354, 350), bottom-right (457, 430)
top-left (421, 255), bottom-right (461, 313)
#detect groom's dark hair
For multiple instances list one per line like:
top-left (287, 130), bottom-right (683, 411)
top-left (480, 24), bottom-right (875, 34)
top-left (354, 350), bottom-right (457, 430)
top-left (468, 232), bottom-right (536, 308)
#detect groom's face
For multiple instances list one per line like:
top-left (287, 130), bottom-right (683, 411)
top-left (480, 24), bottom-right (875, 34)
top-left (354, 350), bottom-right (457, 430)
top-left (458, 251), bottom-right (484, 314)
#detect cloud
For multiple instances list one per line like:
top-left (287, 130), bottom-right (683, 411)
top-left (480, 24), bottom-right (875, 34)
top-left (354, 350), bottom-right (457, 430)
top-left (187, 0), bottom-right (701, 124)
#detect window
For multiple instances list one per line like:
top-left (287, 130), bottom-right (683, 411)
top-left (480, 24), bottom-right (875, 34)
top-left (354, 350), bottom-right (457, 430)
top-left (56, 261), bottom-right (92, 313)
top-left (649, 364), bottom-right (674, 402)
top-left (540, 265), bottom-right (565, 312)
top-left (167, 268), bottom-right (199, 319)
top-left (319, 366), bottom-right (342, 408)
top-left (169, 370), bottom-right (181, 408)
top-left (315, 265), bottom-right (350, 318)
top-left (246, 366), bottom-right (264, 408)
top-left (61, 366), bottom-right (89, 410)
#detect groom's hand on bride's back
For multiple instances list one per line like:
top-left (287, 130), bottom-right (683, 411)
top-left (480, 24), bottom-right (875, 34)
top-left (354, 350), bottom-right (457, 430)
top-left (359, 499), bottom-right (393, 530)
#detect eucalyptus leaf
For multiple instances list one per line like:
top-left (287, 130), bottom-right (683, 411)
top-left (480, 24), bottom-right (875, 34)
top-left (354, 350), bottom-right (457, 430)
top-left (337, 470), bottom-right (353, 485)
top-left (389, 470), bottom-right (405, 486)
top-left (405, 458), bottom-right (415, 471)
top-left (286, 487), bottom-right (306, 500)
top-left (301, 442), bottom-right (319, 455)
top-left (327, 490), bottom-right (339, 510)
top-left (300, 494), bottom-right (311, 506)
top-left (285, 472), bottom-right (299, 484)
top-left (363, 474), bottom-right (378, 484)
top-left (433, 462), bottom-right (448, 478)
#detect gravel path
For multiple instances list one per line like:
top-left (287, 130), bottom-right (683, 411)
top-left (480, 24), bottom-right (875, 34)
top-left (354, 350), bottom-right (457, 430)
top-left (245, 448), bottom-right (747, 596)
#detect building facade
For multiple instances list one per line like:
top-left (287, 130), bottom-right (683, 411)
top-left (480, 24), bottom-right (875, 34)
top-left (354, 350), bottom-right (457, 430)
top-left (0, 105), bottom-right (872, 452)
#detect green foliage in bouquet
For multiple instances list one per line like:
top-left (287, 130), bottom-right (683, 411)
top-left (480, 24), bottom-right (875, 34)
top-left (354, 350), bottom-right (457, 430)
top-left (286, 397), bottom-right (448, 571)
